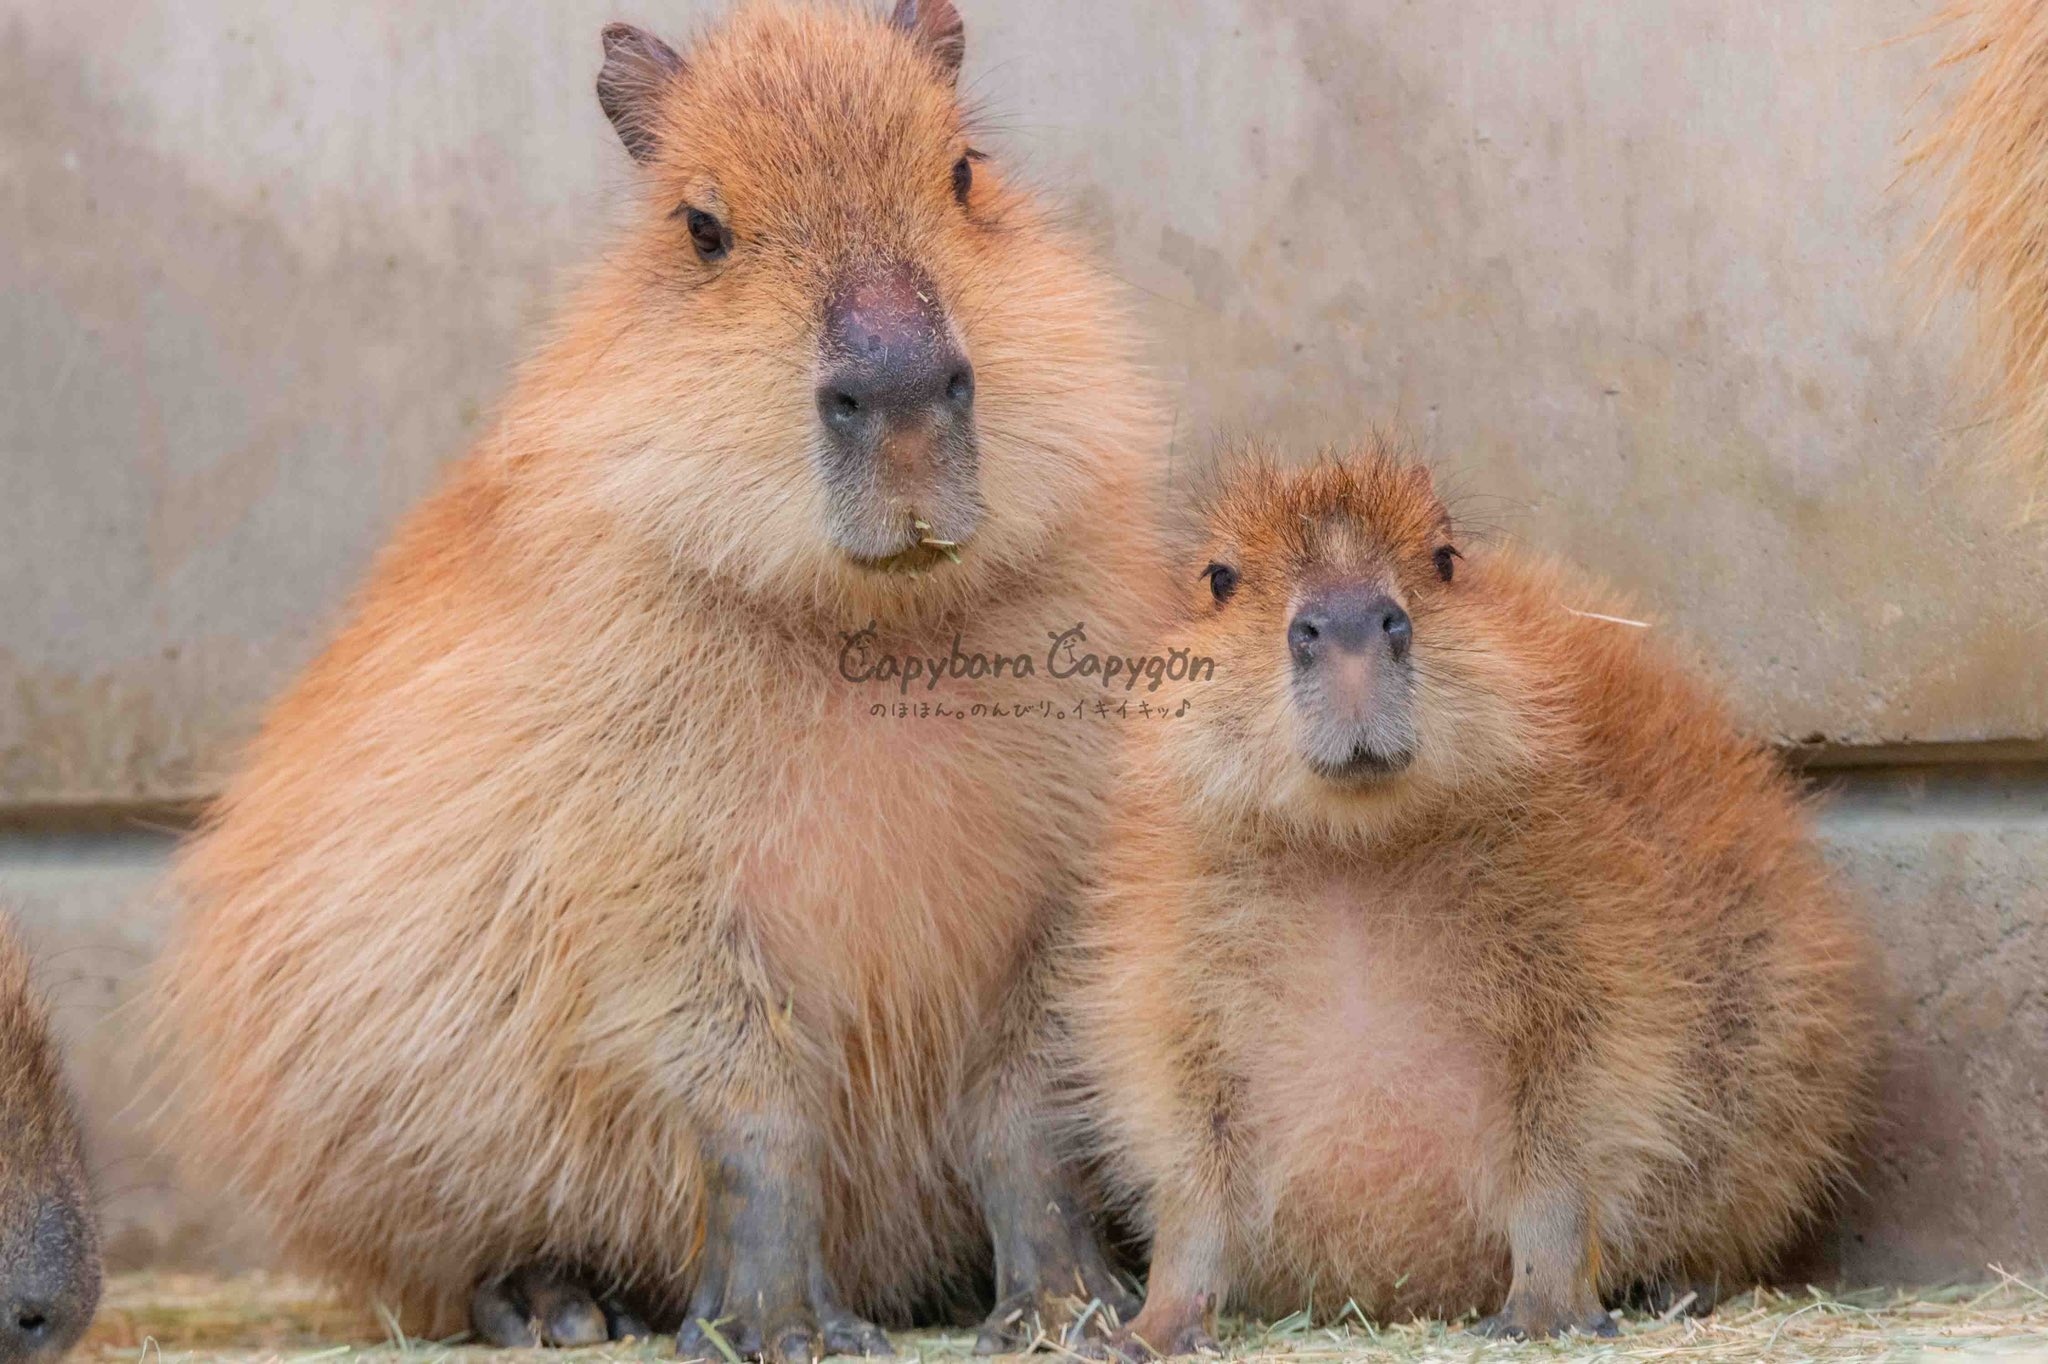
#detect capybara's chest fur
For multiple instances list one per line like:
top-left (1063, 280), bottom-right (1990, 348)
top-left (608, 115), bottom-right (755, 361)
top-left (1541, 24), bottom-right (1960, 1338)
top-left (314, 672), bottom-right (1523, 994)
top-left (730, 620), bottom-right (1123, 1055)
top-left (1202, 868), bottom-right (1504, 1315)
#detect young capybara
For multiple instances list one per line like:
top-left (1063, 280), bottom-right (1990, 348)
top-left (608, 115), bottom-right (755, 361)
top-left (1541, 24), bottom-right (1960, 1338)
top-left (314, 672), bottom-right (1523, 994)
top-left (157, 2), bottom-right (1161, 1356)
top-left (1069, 439), bottom-right (1875, 1352)
top-left (1, 918), bottom-right (100, 1364)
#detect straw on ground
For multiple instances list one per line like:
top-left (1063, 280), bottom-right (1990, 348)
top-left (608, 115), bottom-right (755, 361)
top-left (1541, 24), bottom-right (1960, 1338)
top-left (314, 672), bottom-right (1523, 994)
top-left (76, 1268), bottom-right (2048, 1364)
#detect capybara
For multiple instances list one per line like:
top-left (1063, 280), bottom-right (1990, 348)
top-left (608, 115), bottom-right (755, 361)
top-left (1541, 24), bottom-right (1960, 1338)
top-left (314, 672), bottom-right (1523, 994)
top-left (157, 1), bottom-right (1162, 1356)
top-left (1069, 439), bottom-right (1874, 1351)
top-left (1909, 0), bottom-right (2048, 504)
top-left (1, 918), bottom-right (100, 1364)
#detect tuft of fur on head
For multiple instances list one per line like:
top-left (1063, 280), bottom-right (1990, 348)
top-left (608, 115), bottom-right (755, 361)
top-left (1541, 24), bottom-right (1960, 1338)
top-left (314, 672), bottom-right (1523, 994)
top-left (0, 920), bottom-right (100, 1364)
top-left (1154, 434), bottom-right (1549, 847)
top-left (501, 0), bottom-right (1158, 625)
top-left (1906, 0), bottom-right (2048, 512)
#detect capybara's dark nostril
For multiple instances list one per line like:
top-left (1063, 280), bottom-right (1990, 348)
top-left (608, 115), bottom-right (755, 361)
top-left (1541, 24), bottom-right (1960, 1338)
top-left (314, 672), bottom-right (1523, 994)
top-left (0, 1298), bottom-right (62, 1360)
top-left (1289, 613), bottom-right (1324, 666)
top-left (818, 386), bottom-right (869, 437)
top-left (1382, 604), bottom-right (1413, 661)
top-left (945, 367), bottom-right (974, 409)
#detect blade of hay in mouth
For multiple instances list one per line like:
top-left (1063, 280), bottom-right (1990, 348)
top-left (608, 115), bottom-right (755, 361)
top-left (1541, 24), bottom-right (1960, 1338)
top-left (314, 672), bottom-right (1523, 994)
top-left (911, 518), bottom-right (963, 563)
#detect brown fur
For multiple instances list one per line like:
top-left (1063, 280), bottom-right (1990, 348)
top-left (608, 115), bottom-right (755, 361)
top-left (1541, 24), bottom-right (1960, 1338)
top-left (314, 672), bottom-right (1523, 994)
top-left (1907, 0), bottom-right (2048, 510)
top-left (0, 918), bottom-right (100, 1364)
top-left (156, 0), bottom-right (1163, 1340)
top-left (1068, 438), bottom-right (1875, 1347)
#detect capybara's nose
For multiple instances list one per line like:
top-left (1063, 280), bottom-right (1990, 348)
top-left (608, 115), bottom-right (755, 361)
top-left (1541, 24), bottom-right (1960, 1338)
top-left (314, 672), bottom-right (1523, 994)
top-left (0, 1290), bottom-right (86, 1364)
top-left (0, 1202), bottom-right (99, 1364)
top-left (1289, 591), bottom-right (1413, 667)
top-left (0, 1298), bottom-right (56, 1360)
top-left (817, 261), bottom-right (973, 448)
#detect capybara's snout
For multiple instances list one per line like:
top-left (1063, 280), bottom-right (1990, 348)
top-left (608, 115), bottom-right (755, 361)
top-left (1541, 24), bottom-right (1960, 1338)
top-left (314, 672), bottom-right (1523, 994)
top-left (1289, 582), bottom-right (1418, 783)
top-left (814, 259), bottom-right (982, 563)
top-left (1288, 587), bottom-right (1412, 668)
top-left (0, 1184), bottom-right (100, 1364)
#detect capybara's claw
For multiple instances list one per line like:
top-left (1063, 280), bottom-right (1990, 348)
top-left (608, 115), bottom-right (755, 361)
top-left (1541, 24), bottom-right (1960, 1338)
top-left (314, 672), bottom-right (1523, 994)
top-left (675, 1300), bottom-right (892, 1361)
top-left (1471, 1302), bottom-right (1619, 1340)
top-left (820, 1308), bottom-right (897, 1357)
top-left (472, 1267), bottom-right (644, 1348)
top-left (975, 1276), bottom-right (1140, 1355)
top-left (1077, 1322), bottom-right (1220, 1362)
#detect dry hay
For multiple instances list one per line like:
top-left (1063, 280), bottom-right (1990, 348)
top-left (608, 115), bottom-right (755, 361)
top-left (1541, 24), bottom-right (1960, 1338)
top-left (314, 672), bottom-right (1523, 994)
top-left (72, 1269), bottom-right (2048, 1364)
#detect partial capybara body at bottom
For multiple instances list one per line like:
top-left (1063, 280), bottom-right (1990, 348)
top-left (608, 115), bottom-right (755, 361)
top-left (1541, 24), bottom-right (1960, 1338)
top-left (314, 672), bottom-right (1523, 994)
top-left (0, 918), bottom-right (99, 1364)
top-left (1070, 440), bottom-right (1875, 1351)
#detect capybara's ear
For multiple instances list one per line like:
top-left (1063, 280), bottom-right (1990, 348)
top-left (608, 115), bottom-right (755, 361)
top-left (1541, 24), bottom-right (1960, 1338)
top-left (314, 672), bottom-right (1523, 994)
top-left (596, 23), bottom-right (685, 164)
top-left (1399, 461), bottom-right (1451, 525)
top-left (890, 0), bottom-right (965, 85)
top-left (1399, 462), bottom-right (1436, 502)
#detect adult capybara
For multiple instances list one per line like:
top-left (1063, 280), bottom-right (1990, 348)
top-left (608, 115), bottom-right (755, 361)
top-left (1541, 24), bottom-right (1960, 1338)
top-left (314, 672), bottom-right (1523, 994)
top-left (1069, 439), bottom-right (1874, 1352)
top-left (157, 2), bottom-right (1162, 1356)
top-left (1, 918), bottom-right (100, 1364)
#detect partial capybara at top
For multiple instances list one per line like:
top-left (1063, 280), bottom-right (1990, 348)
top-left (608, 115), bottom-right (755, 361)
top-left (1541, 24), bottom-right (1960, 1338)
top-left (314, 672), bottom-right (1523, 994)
top-left (158, 1), bottom-right (1161, 1358)
top-left (1069, 438), bottom-right (1875, 1352)
top-left (1910, 0), bottom-right (2048, 506)
top-left (0, 920), bottom-right (100, 1364)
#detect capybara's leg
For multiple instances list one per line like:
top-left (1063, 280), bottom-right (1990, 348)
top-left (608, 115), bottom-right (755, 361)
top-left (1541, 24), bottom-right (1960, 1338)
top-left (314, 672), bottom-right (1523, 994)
top-left (1471, 1189), bottom-right (1615, 1340)
top-left (671, 1113), bottom-right (893, 1363)
top-left (1099, 1215), bottom-right (1224, 1361)
top-left (470, 1268), bottom-right (651, 1347)
top-left (963, 929), bottom-right (1137, 1354)
top-left (969, 1123), bottom-right (1138, 1353)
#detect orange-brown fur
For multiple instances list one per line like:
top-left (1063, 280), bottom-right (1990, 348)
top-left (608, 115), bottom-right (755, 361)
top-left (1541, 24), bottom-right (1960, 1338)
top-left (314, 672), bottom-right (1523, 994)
top-left (1, 917), bottom-right (100, 1363)
top-left (1907, 0), bottom-right (2048, 509)
top-left (1069, 439), bottom-right (1874, 1346)
top-left (156, 0), bottom-right (1162, 1337)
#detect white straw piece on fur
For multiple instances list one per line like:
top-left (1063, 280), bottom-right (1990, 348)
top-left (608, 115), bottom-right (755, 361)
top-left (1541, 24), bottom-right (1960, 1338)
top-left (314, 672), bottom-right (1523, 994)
top-left (1566, 607), bottom-right (1653, 628)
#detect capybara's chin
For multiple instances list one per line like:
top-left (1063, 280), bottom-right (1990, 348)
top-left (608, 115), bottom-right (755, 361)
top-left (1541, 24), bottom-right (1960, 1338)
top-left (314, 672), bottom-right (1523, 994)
top-left (1305, 746), bottom-right (1414, 790)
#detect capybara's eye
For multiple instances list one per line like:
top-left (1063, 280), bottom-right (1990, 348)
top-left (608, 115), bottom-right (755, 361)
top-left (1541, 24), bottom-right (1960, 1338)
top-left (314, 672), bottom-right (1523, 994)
top-left (684, 207), bottom-right (730, 262)
top-left (952, 154), bottom-right (973, 207)
top-left (1202, 562), bottom-right (1239, 604)
top-left (1434, 545), bottom-right (1460, 583)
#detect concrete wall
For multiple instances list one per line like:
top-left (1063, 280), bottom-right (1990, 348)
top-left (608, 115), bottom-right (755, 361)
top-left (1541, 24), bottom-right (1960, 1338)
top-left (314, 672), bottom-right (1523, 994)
top-left (3, 0), bottom-right (2044, 1288)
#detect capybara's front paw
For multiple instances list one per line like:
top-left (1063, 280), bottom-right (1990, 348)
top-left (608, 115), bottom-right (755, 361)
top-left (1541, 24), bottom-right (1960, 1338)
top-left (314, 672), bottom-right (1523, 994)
top-left (974, 1275), bottom-right (1139, 1354)
top-left (1471, 1296), bottom-right (1618, 1340)
top-left (1083, 1323), bottom-right (1220, 1362)
top-left (677, 1306), bottom-right (893, 1363)
top-left (674, 1261), bottom-right (892, 1364)
top-left (973, 1247), bottom-right (1141, 1354)
top-left (972, 1149), bottom-right (1141, 1354)
top-left (1078, 1297), bottom-right (1219, 1361)
top-left (471, 1267), bottom-right (653, 1347)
